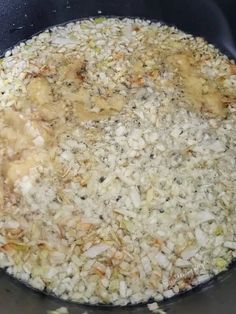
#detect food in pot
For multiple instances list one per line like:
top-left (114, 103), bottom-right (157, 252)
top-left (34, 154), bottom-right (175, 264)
top-left (0, 18), bottom-right (236, 305)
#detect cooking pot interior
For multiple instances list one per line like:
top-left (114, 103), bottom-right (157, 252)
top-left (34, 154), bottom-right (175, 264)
top-left (0, 0), bottom-right (236, 313)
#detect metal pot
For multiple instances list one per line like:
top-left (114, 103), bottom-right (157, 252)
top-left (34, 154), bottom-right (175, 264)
top-left (0, 1), bottom-right (236, 313)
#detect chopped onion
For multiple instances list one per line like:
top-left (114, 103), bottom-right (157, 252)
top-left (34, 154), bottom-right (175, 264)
top-left (84, 243), bottom-right (110, 258)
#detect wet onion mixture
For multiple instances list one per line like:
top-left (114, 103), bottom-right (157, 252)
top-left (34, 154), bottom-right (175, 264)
top-left (0, 18), bottom-right (236, 305)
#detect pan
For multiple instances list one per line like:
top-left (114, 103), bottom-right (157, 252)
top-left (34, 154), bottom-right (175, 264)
top-left (0, 0), bottom-right (236, 313)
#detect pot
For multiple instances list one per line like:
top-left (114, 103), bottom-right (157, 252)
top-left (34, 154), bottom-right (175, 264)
top-left (0, 1), bottom-right (236, 313)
